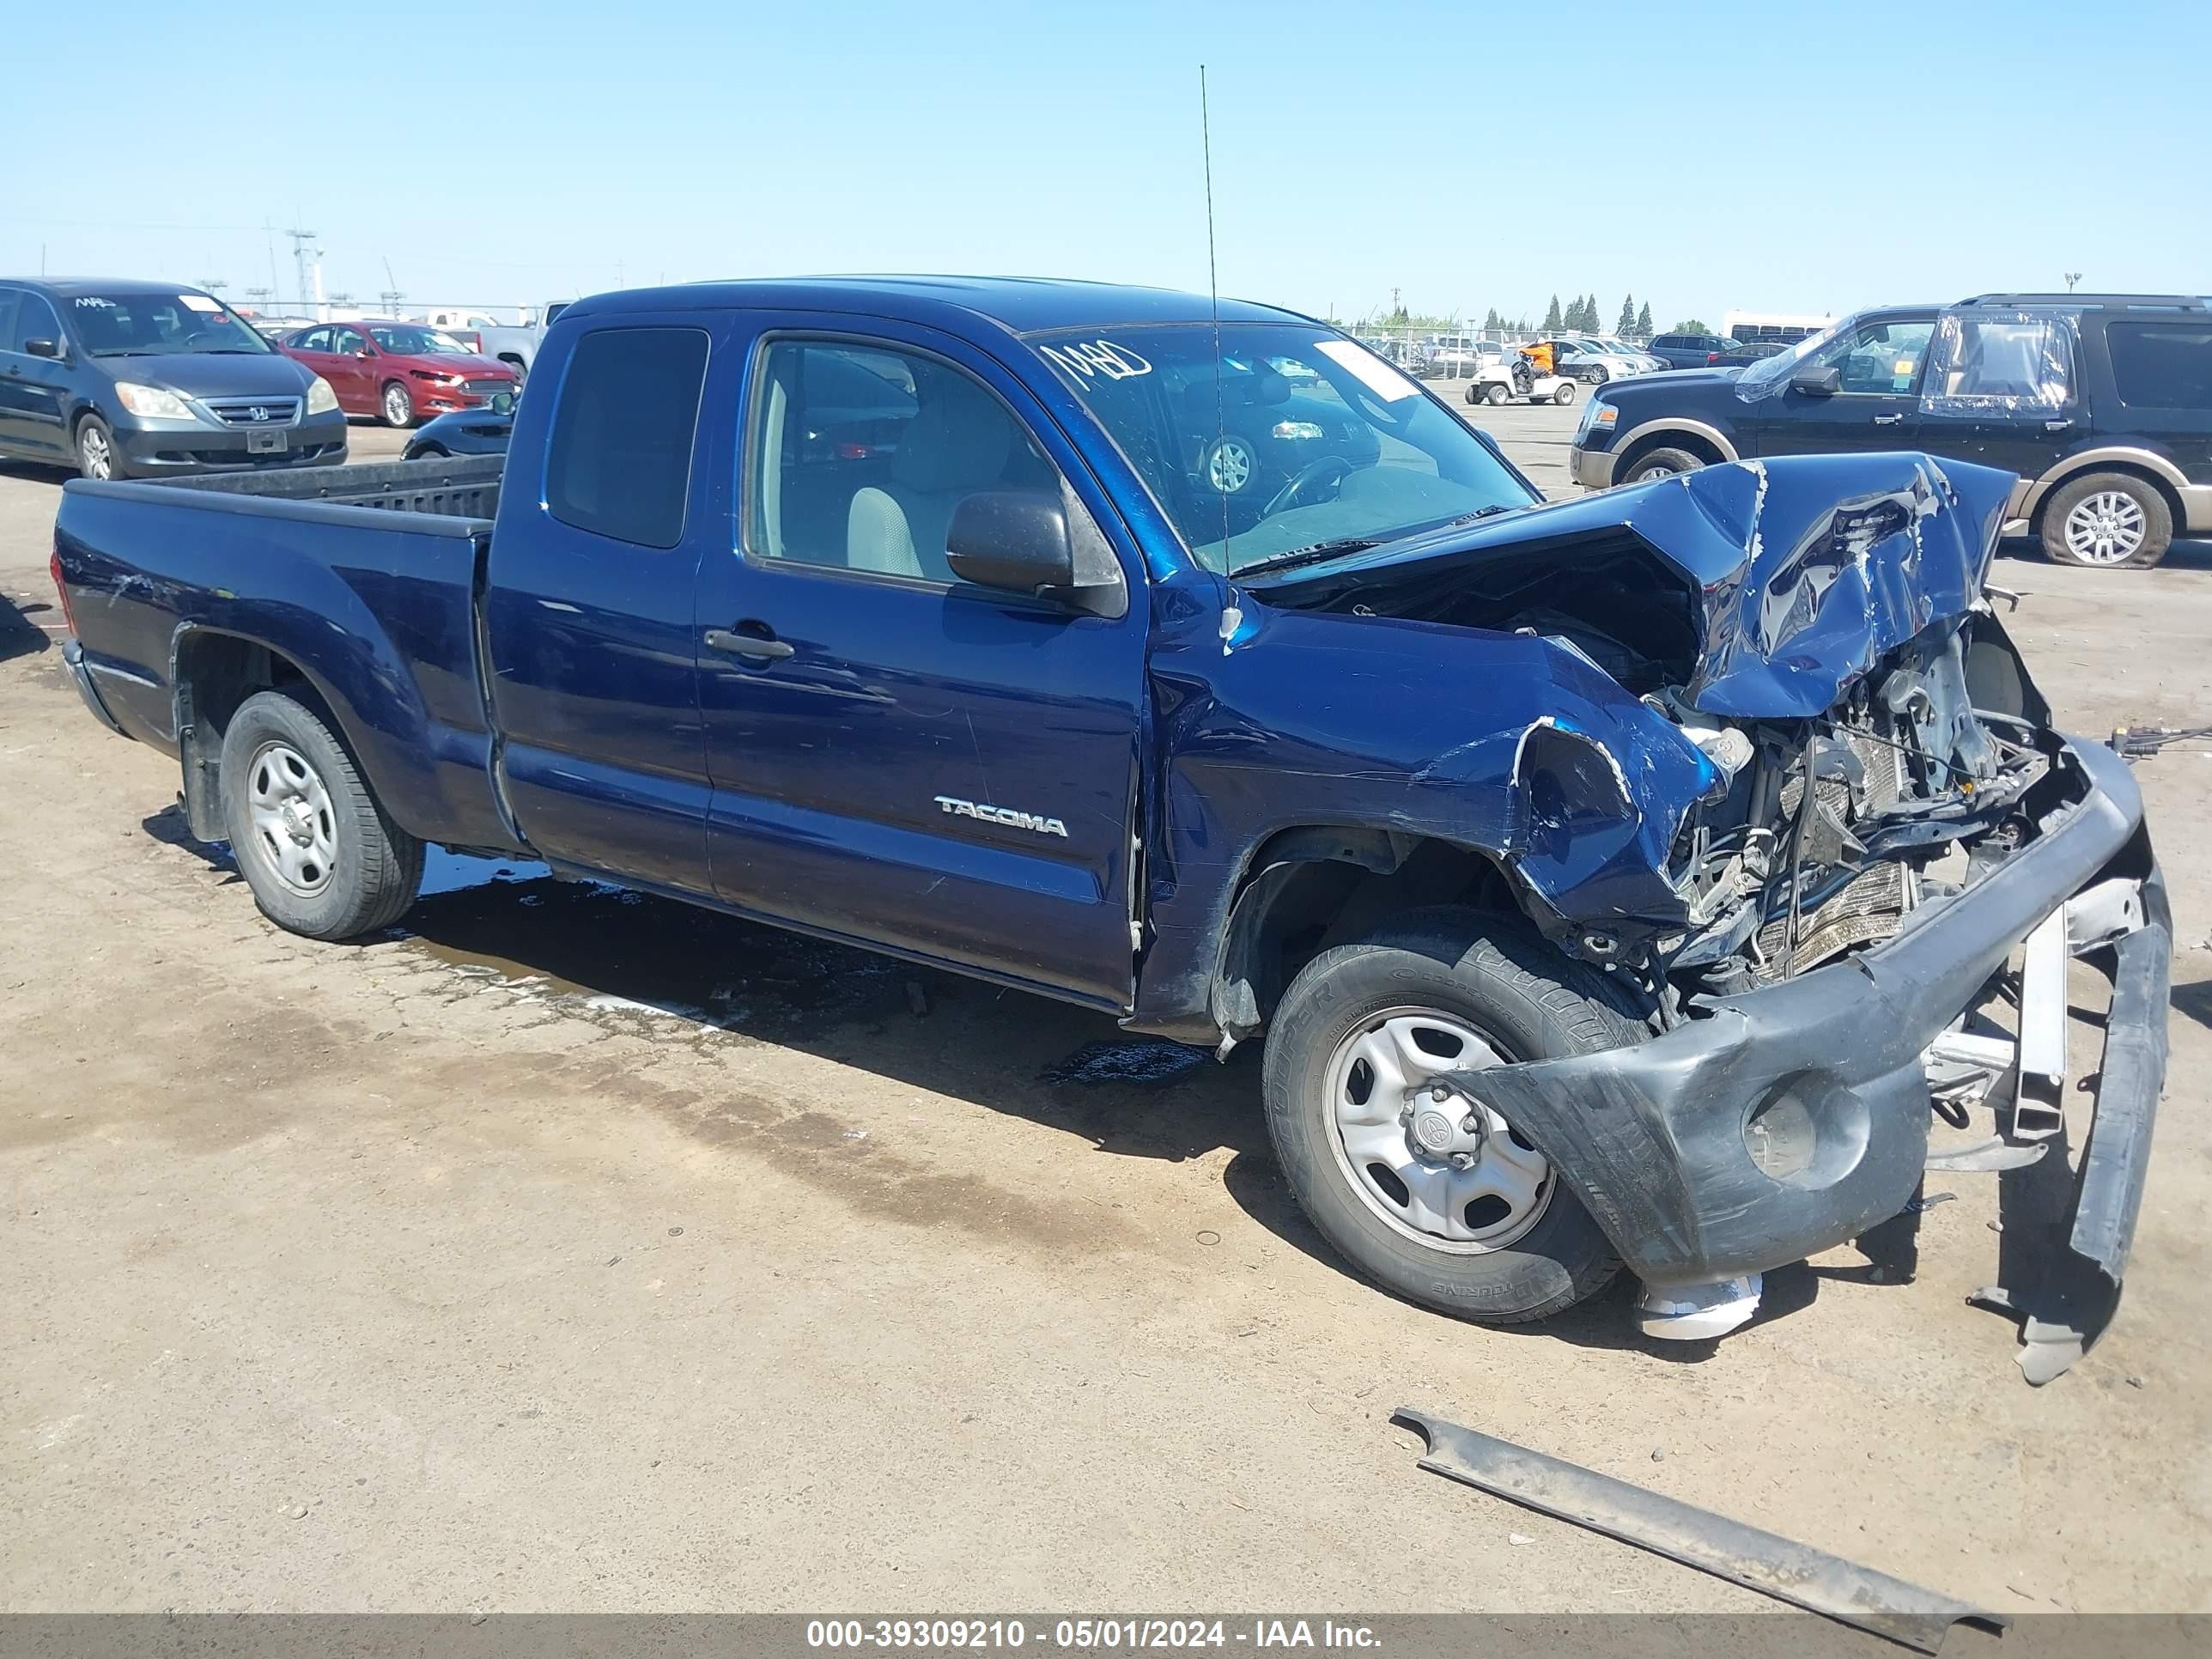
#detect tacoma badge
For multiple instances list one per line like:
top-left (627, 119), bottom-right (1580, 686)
top-left (933, 794), bottom-right (1069, 838)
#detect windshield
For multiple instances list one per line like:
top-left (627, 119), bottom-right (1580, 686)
top-left (67, 291), bottom-right (271, 357)
top-left (1032, 323), bottom-right (1536, 576)
top-left (370, 325), bottom-right (471, 356)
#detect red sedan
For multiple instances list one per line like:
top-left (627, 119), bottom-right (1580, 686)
top-left (277, 319), bottom-right (520, 428)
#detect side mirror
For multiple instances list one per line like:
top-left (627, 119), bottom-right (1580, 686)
top-left (946, 489), bottom-right (1075, 597)
top-left (24, 338), bottom-right (61, 360)
top-left (1790, 365), bottom-right (1841, 397)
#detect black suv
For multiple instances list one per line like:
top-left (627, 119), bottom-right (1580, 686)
top-left (1571, 294), bottom-right (2212, 568)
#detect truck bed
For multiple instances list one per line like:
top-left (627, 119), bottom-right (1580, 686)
top-left (155, 453), bottom-right (503, 521)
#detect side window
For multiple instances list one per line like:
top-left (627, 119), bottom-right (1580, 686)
top-left (746, 339), bottom-right (1064, 583)
top-left (0, 289), bottom-right (21, 353)
top-left (2106, 323), bottom-right (2212, 411)
top-left (296, 327), bottom-right (331, 352)
top-left (331, 327), bottom-right (367, 355)
top-left (1810, 319), bottom-right (1934, 394)
top-left (1922, 312), bottom-right (2075, 414)
top-left (14, 294), bottom-right (63, 354)
top-left (546, 326), bottom-right (709, 550)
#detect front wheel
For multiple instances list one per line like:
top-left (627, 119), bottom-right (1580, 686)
top-left (1261, 908), bottom-right (1642, 1324)
top-left (76, 414), bottom-right (122, 481)
top-left (2041, 471), bottom-right (2172, 568)
top-left (1482, 382), bottom-right (1510, 406)
top-left (1620, 445), bottom-right (1705, 483)
top-left (220, 690), bottom-right (423, 939)
top-left (380, 380), bottom-right (416, 428)
top-left (1588, 365), bottom-right (1610, 384)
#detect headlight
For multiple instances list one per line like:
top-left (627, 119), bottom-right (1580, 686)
top-left (113, 382), bottom-right (198, 421)
top-left (1574, 398), bottom-right (1618, 443)
top-left (305, 376), bottom-right (340, 415)
top-left (1270, 421), bottom-right (1326, 440)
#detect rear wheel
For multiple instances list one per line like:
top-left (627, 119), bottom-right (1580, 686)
top-left (380, 380), bottom-right (416, 428)
top-left (220, 690), bottom-right (423, 939)
top-left (2041, 471), bottom-right (2172, 568)
top-left (1620, 444), bottom-right (1705, 483)
top-left (1552, 380), bottom-right (1577, 404)
top-left (1261, 908), bottom-right (1641, 1324)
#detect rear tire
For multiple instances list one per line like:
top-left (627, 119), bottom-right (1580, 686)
top-left (1620, 444), bottom-right (1705, 483)
top-left (380, 380), bottom-right (416, 428)
top-left (1552, 381), bottom-right (1577, 404)
top-left (2040, 471), bottom-right (2172, 568)
top-left (1261, 908), bottom-right (1642, 1325)
top-left (220, 690), bottom-right (423, 940)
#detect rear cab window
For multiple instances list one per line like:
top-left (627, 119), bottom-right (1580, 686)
top-left (545, 326), bottom-right (711, 548)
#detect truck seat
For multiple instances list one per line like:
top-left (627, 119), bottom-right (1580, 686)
top-left (847, 374), bottom-right (1015, 580)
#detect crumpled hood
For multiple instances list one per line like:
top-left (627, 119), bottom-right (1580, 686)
top-left (1251, 452), bottom-right (2015, 720)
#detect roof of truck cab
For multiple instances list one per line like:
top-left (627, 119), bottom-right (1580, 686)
top-left (11, 277), bottom-right (220, 297)
top-left (560, 276), bottom-right (1311, 336)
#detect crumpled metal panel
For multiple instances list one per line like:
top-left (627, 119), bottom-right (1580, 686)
top-left (1616, 453), bottom-right (2016, 718)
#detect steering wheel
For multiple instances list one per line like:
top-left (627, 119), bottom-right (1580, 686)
top-left (1261, 453), bottom-right (1355, 519)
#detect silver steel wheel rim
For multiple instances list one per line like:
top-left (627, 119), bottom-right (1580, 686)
top-left (246, 740), bottom-right (338, 897)
top-left (81, 426), bottom-right (111, 479)
top-left (1205, 437), bottom-right (1255, 494)
top-left (384, 385), bottom-right (410, 424)
top-left (1632, 459), bottom-right (1679, 481)
top-left (1325, 1007), bottom-right (1555, 1254)
top-left (2063, 491), bottom-right (2146, 564)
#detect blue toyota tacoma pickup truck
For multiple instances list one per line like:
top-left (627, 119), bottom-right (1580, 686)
top-left (51, 277), bottom-right (2169, 1370)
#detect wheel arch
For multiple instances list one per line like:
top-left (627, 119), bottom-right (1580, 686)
top-left (2022, 452), bottom-right (2188, 537)
top-left (1206, 825), bottom-right (1552, 1048)
top-left (168, 627), bottom-right (356, 841)
top-left (1612, 417), bottom-right (1735, 475)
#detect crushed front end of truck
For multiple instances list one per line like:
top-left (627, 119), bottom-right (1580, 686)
top-left (1259, 453), bottom-right (2168, 1377)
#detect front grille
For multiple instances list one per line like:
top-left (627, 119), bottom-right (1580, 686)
top-left (461, 379), bottom-right (508, 395)
top-left (201, 396), bottom-right (302, 427)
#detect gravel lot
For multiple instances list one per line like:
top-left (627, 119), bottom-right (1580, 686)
top-left (3, 405), bottom-right (2208, 1620)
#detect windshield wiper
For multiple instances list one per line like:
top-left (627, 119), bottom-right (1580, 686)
top-left (1232, 538), bottom-right (1384, 580)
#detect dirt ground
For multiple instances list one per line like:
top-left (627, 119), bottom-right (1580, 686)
top-left (3, 409), bottom-right (2208, 1623)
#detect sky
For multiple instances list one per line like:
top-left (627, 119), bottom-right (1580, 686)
top-left (6, 0), bottom-right (2205, 329)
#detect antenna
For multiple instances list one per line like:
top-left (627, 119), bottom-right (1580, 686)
top-left (1200, 64), bottom-right (1229, 564)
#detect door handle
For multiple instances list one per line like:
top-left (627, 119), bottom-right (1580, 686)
top-left (1872, 413), bottom-right (1905, 426)
top-left (704, 624), bottom-right (794, 661)
top-left (2045, 418), bottom-right (2074, 431)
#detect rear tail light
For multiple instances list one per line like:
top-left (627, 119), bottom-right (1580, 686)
top-left (1706, 352), bottom-right (1722, 364)
top-left (51, 544), bottom-right (76, 636)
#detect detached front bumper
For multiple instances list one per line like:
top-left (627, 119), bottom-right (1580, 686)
top-left (1464, 734), bottom-right (2167, 1295)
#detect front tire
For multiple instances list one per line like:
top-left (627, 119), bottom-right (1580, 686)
top-left (2041, 471), bottom-right (2172, 568)
top-left (380, 380), bottom-right (416, 428)
top-left (1483, 382), bottom-right (1510, 406)
top-left (220, 690), bottom-right (423, 940)
top-left (1261, 908), bottom-right (1643, 1324)
top-left (1620, 444), bottom-right (1705, 483)
top-left (76, 414), bottom-right (122, 481)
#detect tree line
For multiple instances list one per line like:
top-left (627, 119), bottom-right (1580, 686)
top-left (1354, 294), bottom-right (1713, 341)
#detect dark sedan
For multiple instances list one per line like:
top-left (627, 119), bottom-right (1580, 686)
top-left (402, 398), bottom-right (515, 460)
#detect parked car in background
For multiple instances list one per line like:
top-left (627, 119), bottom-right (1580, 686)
top-left (1582, 336), bottom-right (1666, 375)
top-left (418, 303), bottom-right (571, 380)
top-left (1715, 340), bottom-right (1788, 367)
top-left (1570, 293), bottom-right (2212, 567)
top-left (402, 398), bottom-right (515, 460)
top-left (279, 320), bottom-right (520, 428)
top-left (1644, 331), bottom-right (1743, 370)
top-left (50, 276), bottom-right (2166, 1360)
top-left (1556, 340), bottom-right (1648, 384)
top-left (0, 278), bottom-right (345, 479)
